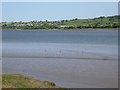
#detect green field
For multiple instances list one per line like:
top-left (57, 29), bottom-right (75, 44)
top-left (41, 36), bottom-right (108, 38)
top-left (63, 15), bottom-right (120, 29)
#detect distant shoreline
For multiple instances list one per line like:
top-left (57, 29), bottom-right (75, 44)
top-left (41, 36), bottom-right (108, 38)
top-left (1, 15), bottom-right (119, 30)
top-left (1, 28), bottom-right (119, 31)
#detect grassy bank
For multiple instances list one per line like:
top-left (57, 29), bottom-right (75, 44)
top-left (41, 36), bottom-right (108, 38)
top-left (2, 74), bottom-right (58, 88)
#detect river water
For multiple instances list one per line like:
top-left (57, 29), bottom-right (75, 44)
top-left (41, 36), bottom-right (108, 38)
top-left (2, 30), bottom-right (118, 88)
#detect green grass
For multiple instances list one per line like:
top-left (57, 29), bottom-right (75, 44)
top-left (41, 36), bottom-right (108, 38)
top-left (2, 74), bottom-right (57, 88)
top-left (63, 15), bottom-right (120, 28)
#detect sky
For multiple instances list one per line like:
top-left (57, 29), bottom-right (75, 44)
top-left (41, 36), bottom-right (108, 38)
top-left (2, 2), bottom-right (118, 22)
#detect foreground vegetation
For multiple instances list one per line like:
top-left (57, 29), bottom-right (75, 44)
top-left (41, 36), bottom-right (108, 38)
top-left (2, 74), bottom-right (58, 88)
top-left (1, 15), bottom-right (120, 30)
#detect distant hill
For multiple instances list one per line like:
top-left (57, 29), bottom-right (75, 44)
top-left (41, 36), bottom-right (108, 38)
top-left (62, 15), bottom-right (120, 29)
top-left (1, 15), bottom-right (120, 30)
